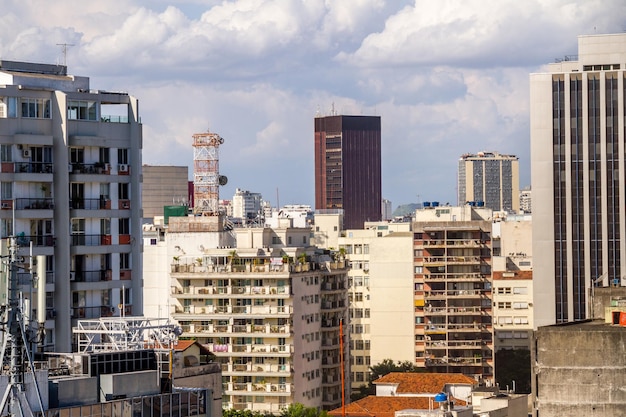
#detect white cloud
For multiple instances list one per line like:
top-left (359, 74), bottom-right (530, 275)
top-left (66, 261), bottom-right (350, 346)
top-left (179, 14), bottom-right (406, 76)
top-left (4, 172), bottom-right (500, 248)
top-left (0, 0), bottom-right (620, 206)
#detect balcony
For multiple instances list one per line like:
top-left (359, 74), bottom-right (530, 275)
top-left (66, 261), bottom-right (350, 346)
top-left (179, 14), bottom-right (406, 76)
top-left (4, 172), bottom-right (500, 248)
top-left (15, 234), bottom-right (55, 247)
top-left (13, 162), bottom-right (54, 174)
top-left (71, 305), bottom-right (116, 319)
top-left (71, 234), bottom-right (105, 246)
top-left (69, 162), bottom-right (111, 175)
top-left (118, 199), bottom-right (131, 209)
top-left (70, 269), bottom-right (110, 282)
top-left (14, 198), bottom-right (54, 210)
top-left (70, 198), bottom-right (111, 210)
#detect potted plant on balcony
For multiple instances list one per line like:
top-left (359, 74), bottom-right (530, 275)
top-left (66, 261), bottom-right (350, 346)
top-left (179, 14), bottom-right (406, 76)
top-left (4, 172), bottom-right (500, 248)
top-left (172, 256), bottom-right (180, 273)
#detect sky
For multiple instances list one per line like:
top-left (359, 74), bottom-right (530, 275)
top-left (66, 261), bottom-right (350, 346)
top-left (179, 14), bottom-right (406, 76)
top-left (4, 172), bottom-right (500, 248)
top-left (1, 1), bottom-right (625, 210)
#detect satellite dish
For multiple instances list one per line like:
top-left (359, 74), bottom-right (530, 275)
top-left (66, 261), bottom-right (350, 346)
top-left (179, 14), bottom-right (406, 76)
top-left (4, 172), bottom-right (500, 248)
top-left (219, 175), bottom-right (228, 186)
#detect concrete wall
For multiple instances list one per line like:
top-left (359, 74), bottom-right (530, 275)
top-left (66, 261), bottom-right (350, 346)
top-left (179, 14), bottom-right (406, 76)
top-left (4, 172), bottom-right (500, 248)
top-left (534, 323), bottom-right (626, 416)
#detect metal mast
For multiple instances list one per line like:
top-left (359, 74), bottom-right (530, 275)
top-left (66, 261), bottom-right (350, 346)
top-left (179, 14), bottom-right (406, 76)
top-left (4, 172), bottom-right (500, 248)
top-left (192, 131), bottom-right (227, 215)
top-left (0, 238), bottom-right (46, 416)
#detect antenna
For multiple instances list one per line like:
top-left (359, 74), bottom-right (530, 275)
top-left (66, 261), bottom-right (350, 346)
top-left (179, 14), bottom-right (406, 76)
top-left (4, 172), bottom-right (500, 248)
top-left (56, 43), bottom-right (74, 66)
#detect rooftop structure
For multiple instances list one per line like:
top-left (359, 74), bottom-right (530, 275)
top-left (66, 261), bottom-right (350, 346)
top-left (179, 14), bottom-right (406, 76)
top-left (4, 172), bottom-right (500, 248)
top-left (192, 132), bottom-right (226, 216)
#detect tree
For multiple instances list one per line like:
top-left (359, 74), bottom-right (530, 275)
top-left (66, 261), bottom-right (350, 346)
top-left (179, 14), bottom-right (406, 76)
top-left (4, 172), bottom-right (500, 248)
top-left (222, 409), bottom-right (270, 417)
top-left (280, 403), bottom-right (328, 417)
top-left (351, 359), bottom-right (425, 401)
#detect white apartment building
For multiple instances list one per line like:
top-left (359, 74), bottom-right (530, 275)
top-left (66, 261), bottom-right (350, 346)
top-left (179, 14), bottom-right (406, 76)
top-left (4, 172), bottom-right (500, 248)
top-left (144, 215), bottom-right (349, 412)
top-left (531, 33), bottom-right (626, 326)
top-left (232, 188), bottom-right (262, 224)
top-left (491, 215), bottom-right (533, 350)
top-left (0, 60), bottom-right (142, 352)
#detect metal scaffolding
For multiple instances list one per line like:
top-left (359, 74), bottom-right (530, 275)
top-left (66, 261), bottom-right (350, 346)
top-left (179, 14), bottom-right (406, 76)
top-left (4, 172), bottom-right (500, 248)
top-left (192, 131), bottom-right (225, 215)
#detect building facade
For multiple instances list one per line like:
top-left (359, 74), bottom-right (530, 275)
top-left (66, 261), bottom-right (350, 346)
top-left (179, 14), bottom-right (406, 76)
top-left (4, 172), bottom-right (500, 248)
top-left (531, 33), bottom-right (626, 326)
top-left (314, 115), bottom-right (382, 230)
top-left (0, 60), bottom-right (142, 352)
top-left (413, 206), bottom-right (495, 383)
top-left (144, 216), bottom-right (350, 412)
top-left (232, 188), bottom-right (263, 224)
top-left (458, 152), bottom-right (520, 212)
top-left (142, 165), bottom-right (189, 221)
top-left (491, 214), bottom-right (533, 350)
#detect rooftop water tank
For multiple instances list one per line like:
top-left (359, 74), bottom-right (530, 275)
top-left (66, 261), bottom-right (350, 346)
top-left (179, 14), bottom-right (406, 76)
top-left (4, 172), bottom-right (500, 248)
top-left (432, 201), bottom-right (440, 207)
top-left (434, 392), bottom-right (448, 402)
top-left (423, 201), bottom-right (431, 207)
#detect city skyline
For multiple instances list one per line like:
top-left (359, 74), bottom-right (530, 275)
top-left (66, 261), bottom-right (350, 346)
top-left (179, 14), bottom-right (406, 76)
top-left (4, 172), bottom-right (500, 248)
top-left (2, 1), bottom-right (625, 207)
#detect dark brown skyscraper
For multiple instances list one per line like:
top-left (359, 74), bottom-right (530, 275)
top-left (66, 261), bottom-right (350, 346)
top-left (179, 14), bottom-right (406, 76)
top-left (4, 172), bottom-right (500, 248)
top-left (314, 115), bottom-right (382, 230)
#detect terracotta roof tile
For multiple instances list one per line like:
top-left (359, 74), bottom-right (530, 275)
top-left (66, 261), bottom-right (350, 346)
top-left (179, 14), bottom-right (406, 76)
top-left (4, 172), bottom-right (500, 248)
top-left (373, 372), bottom-right (476, 394)
top-left (328, 395), bottom-right (465, 417)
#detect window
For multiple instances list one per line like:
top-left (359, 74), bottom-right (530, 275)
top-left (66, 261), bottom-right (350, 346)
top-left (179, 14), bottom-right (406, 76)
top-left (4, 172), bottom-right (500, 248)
top-left (118, 183), bottom-right (129, 200)
top-left (497, 287), bottom-right (512, 295)
top-left (0, 97), bottom-right (17, 118)
top-left (415, 266), bottom-right (423, 273)
top-left (498, 302), bottom-right (512, 309)
top-left (1, 182), bottom-right (12, 199)
top-left (120, 253), bottom-right (131, 269)
top-left (99, 148), bottom-right (110, 163)
top-left (100, 219), bottom-right (111, 235)
top-left (513, 287), bottom-right (528, 295)
top-left (21, 98), bottom-right (51, 118)
top-left (354, 276), bottom-right (363, 287)
top-left (354, 292), bottom-right (363, 302)
top-left (118, 148), bottom-right (129, 164)
top-left (69, 148), bottom-right (84, 164)
top-left (68, 100), bottom-right (97, 120)
top-left (363, 244), bottom-right (369, 254)
top-left (119, 218), bottom-right (130, 234)
top-left (1, 219), bottom-right (12, 237)
top-left (513, 302), bottom-right (528, 309)
top-left (0, 145), bottom-right (12, 162)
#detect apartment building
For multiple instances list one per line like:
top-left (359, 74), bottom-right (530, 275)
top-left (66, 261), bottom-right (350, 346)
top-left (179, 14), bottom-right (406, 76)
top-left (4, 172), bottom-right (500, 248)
top-left (232, 188), bottom-right (263, 224)
top-left (491, 215), bottom-right (533, 350)
top-left (336, 222), bottom-right (413, 390)
top-left (144, 216), bottom-right (349, 412)
top-left (531, 33), bottom-right (626, 326)
top-left (0, 60), bottom-right (142, 352)
top-left (413, 206), bottom-right (495, 383)
top-left (458, 152), bottom-right (520, 212)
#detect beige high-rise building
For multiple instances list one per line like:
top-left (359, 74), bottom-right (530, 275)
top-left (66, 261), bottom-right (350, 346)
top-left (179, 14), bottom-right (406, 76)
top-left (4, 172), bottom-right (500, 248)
top-left (531, 33), bottom-right (626, 327)
top-left (334, 222), bottom-right (413, 390)
top-left (0, 60), bottom-right (143, 352)
top-left (142, 165), bottom-right (188, 220)
top-left (458, 152), bottom-right (520, 212)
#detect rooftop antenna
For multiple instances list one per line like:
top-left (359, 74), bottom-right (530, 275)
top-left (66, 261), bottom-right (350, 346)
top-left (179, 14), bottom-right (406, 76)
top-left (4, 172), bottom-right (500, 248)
top-left (56, 43), bottom-right (74, 66)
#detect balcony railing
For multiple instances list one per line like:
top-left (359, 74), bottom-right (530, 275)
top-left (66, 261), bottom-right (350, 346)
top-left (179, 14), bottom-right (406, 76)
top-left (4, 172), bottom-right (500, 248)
top-left (13, 162), bottom-right (54, 174)
top-left (69, 163), bottom-right (111, 175)
top-left (15, 234), bottom-right (55, 247)
top-left (70, 198), bottom-right (111, 210)
top-left (71, 305), bottom-right (116, 319)
top-left (14, 198), bottom-right (54, 210)
top-left (71, 269), bottom-right (110, 282)
top-left (71, 234), bottom-right (105, 246)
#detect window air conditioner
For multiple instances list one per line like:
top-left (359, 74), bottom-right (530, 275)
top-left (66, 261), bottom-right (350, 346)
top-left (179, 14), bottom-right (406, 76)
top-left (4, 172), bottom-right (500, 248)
top-left (119, 164), bottom-right (129, 173)
top-left (1, 202), bottom-right (10, 209)
top-left (22, 149), bottom-right (31, 158)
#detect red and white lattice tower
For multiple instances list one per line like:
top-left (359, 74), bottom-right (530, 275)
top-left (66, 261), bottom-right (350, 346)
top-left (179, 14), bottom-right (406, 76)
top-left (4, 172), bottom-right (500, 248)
top-left (193, 131), bottom-right (224, 215)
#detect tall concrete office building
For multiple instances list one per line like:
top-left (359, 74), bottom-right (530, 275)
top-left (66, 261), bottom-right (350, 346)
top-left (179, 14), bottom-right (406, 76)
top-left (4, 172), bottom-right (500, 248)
top-left (142, 165), bottom-right (189, 221)
top-left (457, 152), bottom-right (520, 212)
top-left (0, 60), bottom-right (143, 351)
top-left (314, 115), bottom-right (382, 230)
top-left (531, 33), bottom-right (626, 327)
